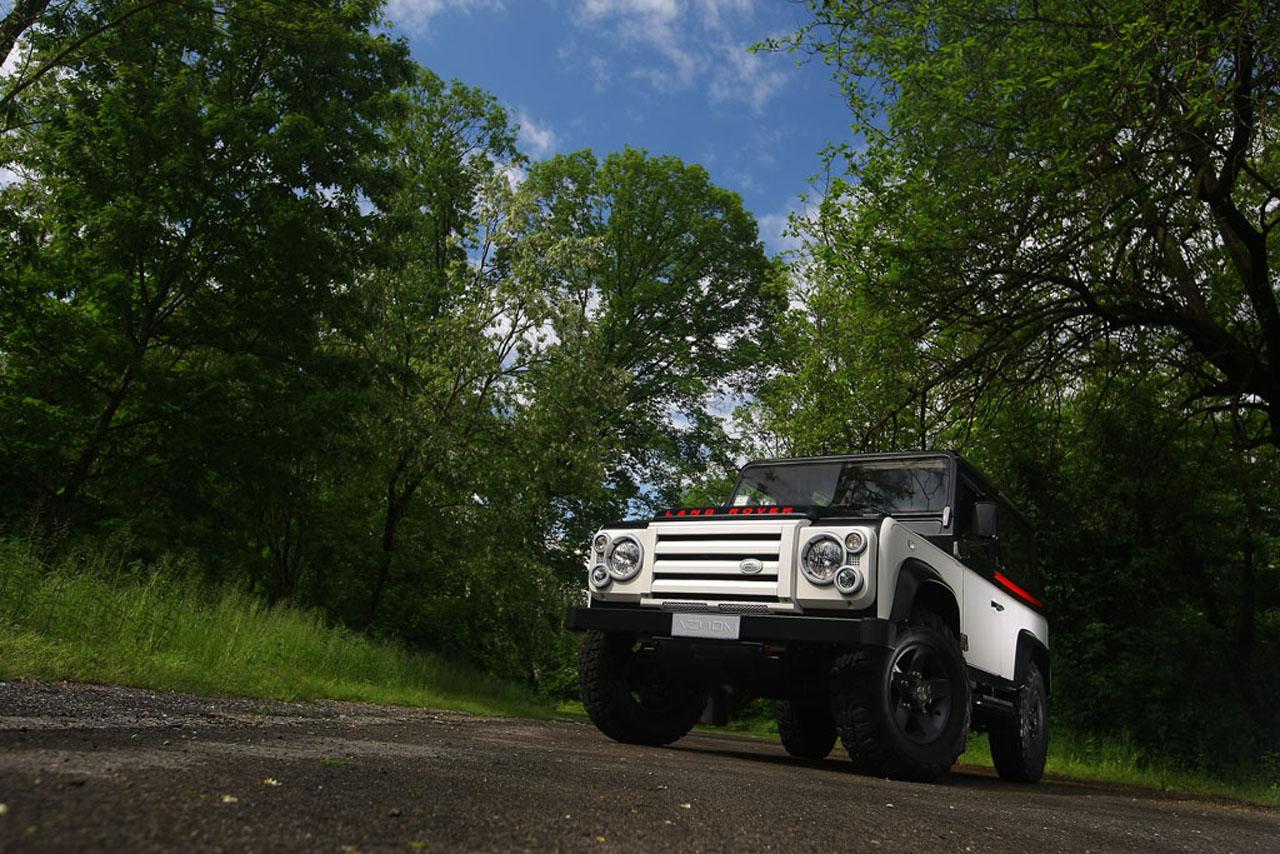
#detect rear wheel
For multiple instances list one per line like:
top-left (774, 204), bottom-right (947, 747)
top-left (776, 699), bottom-right (837, 759)
top-left (989, 662), bottom-right (1048, 782)
top-left (830, 609), bottom-right (971, 782)
top-left (578, 630), bottom-right (706, 746)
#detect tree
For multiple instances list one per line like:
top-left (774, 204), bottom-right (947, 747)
top-left (387, 147), bottom-right (784, 685)
top-left (736, 258), bottom-right (934, 457)
top-left (354, 68), bottom-right (532, 627)
top-left (0, 1), bottom-right (412, 544)
top-left (507, 148), bottom-right (786, 515)
top-left (778, 0), bottom-right (1280, 445)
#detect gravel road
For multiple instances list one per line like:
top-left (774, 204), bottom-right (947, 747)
top-left (0, 681), bottom-right (1275, 852)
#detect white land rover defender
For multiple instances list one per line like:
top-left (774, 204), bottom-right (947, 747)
top-left (567, 451), bottom-right (1050, 783)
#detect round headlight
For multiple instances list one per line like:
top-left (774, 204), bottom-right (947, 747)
top-left (844, 530), bottom-right (867, 554)
top-left (835, 565), bottom-right (864, 595)
top-left (592, 532), bottom-right (610, 553)
top-left (605, 536), bottom-right (643, 581)
top-left (802, 535), bottom-right (844, 585)
top-left (590, 564), bottom-right (611, 589)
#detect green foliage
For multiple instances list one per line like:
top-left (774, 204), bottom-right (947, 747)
top-left (350, 67), bottom-right (526, 626)
top-left (0, 0), bottom-right (413, 539)
top-left (741, 259), bottom-right (931, 457)
top-left (508, 147), bottom-right (785, 509)
top-left (777, 0), bottom-right (1280, 445)
top-left (746, 290), bottom-right (1280, 777)
top-left (0, 538), bottom-right (548, 717)
top-left (985, 376), bottom-right (1280, 776)
top-left (0, 3), bottom-right (779, 702)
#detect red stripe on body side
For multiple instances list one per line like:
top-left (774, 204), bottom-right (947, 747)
top-left (994, 571), bottom-right (1044, 609)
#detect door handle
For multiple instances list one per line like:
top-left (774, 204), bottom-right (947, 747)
top-left (990, 600), bottom-right (1005, 612)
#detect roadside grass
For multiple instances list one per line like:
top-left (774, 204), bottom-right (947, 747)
top-left (960, 731), bottom-right (1280, 808)
top-left (0, 539), bottom-right (549, 719)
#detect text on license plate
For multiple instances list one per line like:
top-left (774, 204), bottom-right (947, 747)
top-left (670, 613), bottom-right (741, 640)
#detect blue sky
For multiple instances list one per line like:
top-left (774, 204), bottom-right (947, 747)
top-left (381, 0), bottom-right (853, 255)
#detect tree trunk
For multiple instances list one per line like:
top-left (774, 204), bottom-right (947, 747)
top-left (1230, 411), bottom-right (1262, 726)
top-left (366, 459), bottom-right (417, 628)
top-left (60, 363), bottom-right (135, 505)
top-left (367, 547), bottom-right (394, 630)
top-left (264, 497), bottom-right (303, 606)
top-left (1236, 523), bottom-right (1256, 703)
top-left (38, 362), bottom-right (135, 549)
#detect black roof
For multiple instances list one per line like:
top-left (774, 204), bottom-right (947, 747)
top-left (742, 449), bottom-right (958, 467)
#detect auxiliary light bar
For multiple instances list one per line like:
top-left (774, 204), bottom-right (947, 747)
top-left (656, 506), bottom-right (800, 518)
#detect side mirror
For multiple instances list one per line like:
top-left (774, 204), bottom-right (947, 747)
top-left (973, 501), bottom-right (998, 539)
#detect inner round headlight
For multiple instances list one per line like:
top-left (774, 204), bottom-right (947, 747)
top-left (802, 535), bottom-right (844, 585)
top-left (844, 530), bottom-right (867, 554)
top-left (835, 565), bottom-right (864, 595)
top-left (605, 536), bottom-right (643, 581)
top-left (590, 564), bottom-right (611, 589)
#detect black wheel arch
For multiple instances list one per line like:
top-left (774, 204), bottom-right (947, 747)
top-left (1015, 631), bottom-right (1051, 695)
top-left (889, 559), bottom-right (960, 640)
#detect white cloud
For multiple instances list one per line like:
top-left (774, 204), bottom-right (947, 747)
top-left (588, 56), bottom-right (612, 92)
top-left (708, 42), bottom-right (786, 114)
top-left (581, 0), bottom-right (680, 22)
top-left (572, 0), bottom-right (787, 110)
top-left (584, 1), bottom-right (696, 91)
top-left (699, 0), bottom-right (754, 32)
top-left (755, 209), bottom-right (795, 256)
top-left (517, 110), bottom-right (559, 158)
top-left (383, 0), bottom-right (505, 34)
top-left (501, 162), bottom-right (528, 190)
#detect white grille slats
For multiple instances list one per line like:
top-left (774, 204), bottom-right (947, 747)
top-left (644, 521), bottom-right (803, 611)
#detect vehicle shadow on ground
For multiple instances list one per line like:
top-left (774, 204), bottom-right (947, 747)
top-left (665, 736), bottom-right (1144, 801)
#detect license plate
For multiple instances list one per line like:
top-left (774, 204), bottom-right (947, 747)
top-left (671, 613), bottom-right (741, 640)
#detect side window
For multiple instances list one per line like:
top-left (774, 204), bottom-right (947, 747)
top-left (996, 504), bottom-right (1040, 597)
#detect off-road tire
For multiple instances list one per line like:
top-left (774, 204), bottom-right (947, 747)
top-left (776, 699), bottom-right (837, 759)
top-left (830, 608), bottom-right (971, 782)
top-left (989, 662), bottom-right (1048, 783)
top-left (578, 629), bottom-right (705, 746)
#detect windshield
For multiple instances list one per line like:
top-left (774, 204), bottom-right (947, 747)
top-left (729, 457), bottom-right (950, 515)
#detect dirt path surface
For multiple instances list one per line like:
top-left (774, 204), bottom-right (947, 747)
top-left (0, 681), bottom-right (1275, 853)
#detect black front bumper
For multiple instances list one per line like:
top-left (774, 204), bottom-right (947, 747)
top-left (565, 605), bottom-right (895, 647)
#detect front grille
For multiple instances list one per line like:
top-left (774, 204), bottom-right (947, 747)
top-left (658, 601), bottom-right (711, 612)
top-left (650, 525), bottom-right (786, 605)
top-left (716, 603), bottom-right (771, 613)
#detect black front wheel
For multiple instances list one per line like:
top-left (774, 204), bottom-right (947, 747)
top-left (831, 609), bottom-right (971, 782)
top-left (989, 662), bottom-right (1049, 782)
top-left (776, 699), bottom-right (837, 759)
top-left (578, 630), bottom-right (706, 746)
